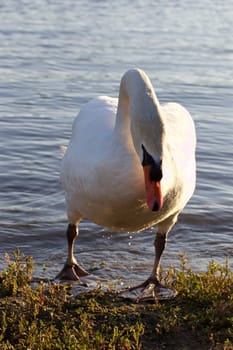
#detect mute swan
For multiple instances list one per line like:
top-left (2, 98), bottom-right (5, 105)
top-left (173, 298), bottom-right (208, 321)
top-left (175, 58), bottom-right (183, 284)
top-left (57, 68), bottom-right (196, 301)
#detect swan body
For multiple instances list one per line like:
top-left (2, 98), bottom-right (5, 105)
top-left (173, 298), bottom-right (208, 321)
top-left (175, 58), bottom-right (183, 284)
top-left (59, 68), bottom-right (196, 301)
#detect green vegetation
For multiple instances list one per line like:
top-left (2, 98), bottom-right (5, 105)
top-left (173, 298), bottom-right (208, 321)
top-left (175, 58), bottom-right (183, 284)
top-left (0, 249), bottom-right (232, 349)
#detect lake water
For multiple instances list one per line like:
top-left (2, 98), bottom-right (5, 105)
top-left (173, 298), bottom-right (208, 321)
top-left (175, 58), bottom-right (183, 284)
top-left (0, 0), bottom-right (232, 287)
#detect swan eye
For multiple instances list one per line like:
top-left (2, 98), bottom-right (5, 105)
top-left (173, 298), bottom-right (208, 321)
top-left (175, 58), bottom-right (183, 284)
top-left (141, 144), bottom-right (162, 182)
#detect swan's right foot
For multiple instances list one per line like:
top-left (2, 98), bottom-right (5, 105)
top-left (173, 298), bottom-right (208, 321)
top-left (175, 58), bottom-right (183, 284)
top-left (56, 263), bottom-right (90, 283)
top-left (118, 277), bottom-right (177, 302)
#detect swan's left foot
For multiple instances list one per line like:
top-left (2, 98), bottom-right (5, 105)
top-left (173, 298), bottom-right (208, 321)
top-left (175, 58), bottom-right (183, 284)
top-left (56, 263), bottom-right (90, 282)
top-left (119, 278), bottom-right (177, 302)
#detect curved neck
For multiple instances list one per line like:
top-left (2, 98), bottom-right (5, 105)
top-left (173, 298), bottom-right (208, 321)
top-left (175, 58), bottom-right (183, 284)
top-left (115, 69), bottom-right (165, 159)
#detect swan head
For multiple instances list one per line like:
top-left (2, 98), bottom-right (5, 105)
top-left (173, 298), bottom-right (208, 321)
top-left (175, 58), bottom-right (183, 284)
top-left (141, 144), bottom-right (163, 211)
top-left (129, 78), bottom-right (164, 212)
top-left (118, 68), bottom-right (165, 212)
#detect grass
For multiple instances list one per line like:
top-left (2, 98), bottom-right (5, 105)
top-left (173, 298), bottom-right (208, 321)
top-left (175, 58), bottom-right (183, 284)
top-left (0, 249), bottom-right (232, 349)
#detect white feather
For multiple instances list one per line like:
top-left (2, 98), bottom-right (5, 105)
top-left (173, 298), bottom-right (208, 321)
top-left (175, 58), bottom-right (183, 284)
top-left (60, 145), bottom-right (67, 157)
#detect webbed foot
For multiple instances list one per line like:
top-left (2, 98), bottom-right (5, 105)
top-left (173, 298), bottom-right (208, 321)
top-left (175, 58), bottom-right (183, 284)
top-left (56, 263), bottom-right (90, 284)
top-left (119, 278), bottom-right (177, 302)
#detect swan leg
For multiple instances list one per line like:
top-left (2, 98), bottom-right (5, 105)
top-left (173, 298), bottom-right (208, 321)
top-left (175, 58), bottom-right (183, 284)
top-left (56, 224), bottom-right (89, 281)
top-left (120, 214), bottom-right (179, 302)
top-left (127, 232), bottom-right (171, 301)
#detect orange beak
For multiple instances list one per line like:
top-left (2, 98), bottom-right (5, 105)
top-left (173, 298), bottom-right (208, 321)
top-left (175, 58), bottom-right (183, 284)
top-left (143, 165), bottom-right (163, 211)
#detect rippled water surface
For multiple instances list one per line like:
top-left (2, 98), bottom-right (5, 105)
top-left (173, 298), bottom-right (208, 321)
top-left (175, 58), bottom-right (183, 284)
top-left (0, 0), bottom-right (232, 285)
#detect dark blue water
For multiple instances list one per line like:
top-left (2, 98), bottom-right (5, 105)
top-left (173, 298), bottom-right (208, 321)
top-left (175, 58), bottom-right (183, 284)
top-left (0, 0), bottom-right (232, 286)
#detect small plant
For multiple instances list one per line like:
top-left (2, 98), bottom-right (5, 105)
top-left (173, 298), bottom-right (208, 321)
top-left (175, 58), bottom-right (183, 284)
top-left (0, 248), bottom-right (33, 296)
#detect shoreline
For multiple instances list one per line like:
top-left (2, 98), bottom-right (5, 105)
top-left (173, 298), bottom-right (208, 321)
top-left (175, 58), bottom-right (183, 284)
top-left (0, 250), bottom-right (232, 349)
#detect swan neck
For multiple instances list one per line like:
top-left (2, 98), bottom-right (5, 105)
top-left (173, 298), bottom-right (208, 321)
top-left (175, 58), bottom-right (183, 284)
top-left (115, 69), bottom-right (165, 156)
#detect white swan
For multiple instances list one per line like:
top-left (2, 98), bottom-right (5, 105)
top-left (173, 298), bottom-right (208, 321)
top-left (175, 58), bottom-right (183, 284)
top-left (57, 68), bottom-right (196, 301)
